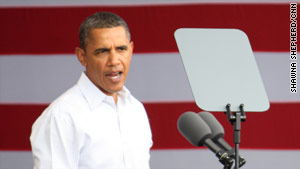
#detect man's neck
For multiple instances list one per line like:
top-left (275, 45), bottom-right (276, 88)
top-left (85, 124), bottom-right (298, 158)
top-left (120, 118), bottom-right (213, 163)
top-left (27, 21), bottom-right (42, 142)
top-left (113, 94), bottom-right (118, 104)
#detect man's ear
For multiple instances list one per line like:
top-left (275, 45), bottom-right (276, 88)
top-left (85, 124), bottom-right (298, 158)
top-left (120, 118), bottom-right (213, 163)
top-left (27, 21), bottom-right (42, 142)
top-left (130, 41), bottom-right (134, 52)
top-left (75, 47), bottom-right (87, 66)
top-left (129, 41), bottom-right (134, 55)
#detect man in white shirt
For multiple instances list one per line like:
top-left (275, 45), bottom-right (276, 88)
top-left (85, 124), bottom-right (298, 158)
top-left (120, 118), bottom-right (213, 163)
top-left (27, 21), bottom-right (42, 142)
top-left (30, 12), bottom-right (153, 169)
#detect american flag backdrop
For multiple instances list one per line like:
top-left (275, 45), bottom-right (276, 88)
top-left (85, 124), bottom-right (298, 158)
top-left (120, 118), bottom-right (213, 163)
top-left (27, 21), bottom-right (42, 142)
top-left (0, 0), bottom-right (299, 169)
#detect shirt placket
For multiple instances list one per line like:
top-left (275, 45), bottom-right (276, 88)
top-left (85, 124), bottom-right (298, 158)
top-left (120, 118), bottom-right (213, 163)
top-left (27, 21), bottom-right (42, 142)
top-left (106, 96), bottom-right (127, 169)
top-left (116, 97), bottom-right (128, 169)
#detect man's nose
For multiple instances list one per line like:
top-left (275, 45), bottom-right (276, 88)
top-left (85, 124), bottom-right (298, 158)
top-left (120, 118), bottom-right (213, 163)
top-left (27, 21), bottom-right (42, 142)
top-left (108, 50), bottom-right (120, 66)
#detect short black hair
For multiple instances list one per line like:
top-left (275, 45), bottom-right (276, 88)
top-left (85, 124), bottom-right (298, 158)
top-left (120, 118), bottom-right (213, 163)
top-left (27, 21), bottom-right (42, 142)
top-left (79, 12), bottom-right (131, 50)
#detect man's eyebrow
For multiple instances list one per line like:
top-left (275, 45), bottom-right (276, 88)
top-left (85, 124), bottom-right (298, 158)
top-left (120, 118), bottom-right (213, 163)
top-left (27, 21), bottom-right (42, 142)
top-left (94, 48), bottom-right (110, 53)
top-left (116, 45), bottom-right (128, 49)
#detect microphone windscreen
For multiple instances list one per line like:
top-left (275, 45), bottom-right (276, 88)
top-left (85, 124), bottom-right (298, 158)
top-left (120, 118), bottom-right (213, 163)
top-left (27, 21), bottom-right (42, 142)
top-left (177, 111), bottom-right (211, 146)
top-left (198, 112), bottom-right (224, 140)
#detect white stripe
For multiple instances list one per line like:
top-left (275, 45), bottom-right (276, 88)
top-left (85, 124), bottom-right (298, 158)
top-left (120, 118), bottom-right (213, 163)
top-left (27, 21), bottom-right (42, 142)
top-left (0, 0), bottom-right (295, 7)
top-left (1, 149), bottom-right (300, 169)
top-left (0, 55), bottom-right (84, 103)
top-left (150, 149), bottom-right (300, 169)
top-left (0, 52), bottom-right (299, 103)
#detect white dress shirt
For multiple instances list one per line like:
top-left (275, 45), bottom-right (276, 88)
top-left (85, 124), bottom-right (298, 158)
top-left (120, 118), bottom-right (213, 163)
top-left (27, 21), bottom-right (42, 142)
top-left (30, 72), bottom-right (153, 169)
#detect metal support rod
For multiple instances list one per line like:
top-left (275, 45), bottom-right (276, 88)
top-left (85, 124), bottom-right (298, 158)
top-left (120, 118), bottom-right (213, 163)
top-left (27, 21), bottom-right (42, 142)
top-left (233, 112), bottom-right (241, 169)
top-left (225, 104), bottom-right (246, 169)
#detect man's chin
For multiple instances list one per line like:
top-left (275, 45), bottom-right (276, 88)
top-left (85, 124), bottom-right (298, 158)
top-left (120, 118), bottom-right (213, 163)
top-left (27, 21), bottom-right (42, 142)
top-left (106, 86), bottom-right (124, 95)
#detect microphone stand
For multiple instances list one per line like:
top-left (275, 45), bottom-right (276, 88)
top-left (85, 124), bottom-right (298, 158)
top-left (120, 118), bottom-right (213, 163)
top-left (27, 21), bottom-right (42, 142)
top-left (225, 104), bottom-right (246, 169)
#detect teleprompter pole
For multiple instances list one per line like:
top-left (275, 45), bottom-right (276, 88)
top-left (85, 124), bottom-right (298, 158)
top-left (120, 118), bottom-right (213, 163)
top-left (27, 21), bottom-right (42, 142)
top-left (225, 104), bottom-right (246, 169)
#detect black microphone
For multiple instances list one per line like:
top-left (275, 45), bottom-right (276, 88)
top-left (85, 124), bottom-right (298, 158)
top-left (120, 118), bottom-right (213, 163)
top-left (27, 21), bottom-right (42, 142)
top-left (198, 111), bottom-right (246, 167)
top-left (177, 111), bottom-right (233, 168)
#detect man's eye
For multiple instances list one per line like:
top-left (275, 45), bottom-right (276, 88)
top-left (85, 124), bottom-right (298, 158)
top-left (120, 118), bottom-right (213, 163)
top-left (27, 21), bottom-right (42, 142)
top-left (118, 46), bottom-right (128, 51)
top-left (99, 49), bottom-right (108, 53)
top-left (95, 49), bottom-right (108, 55)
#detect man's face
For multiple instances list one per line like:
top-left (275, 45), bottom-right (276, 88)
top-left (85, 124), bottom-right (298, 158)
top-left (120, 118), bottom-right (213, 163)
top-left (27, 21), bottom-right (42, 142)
top-left (76, 26), bottom-right (133, 97)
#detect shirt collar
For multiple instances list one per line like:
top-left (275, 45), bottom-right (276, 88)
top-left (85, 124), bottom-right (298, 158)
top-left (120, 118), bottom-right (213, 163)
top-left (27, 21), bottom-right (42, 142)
top-left (77, 72), bottom-right (131, 110)
top-left (118, 85), bottom-right (131, 100)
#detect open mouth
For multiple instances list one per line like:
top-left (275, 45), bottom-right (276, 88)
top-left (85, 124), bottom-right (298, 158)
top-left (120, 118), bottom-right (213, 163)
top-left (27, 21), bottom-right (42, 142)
top-left (106, 71), bottom-right (123, 81)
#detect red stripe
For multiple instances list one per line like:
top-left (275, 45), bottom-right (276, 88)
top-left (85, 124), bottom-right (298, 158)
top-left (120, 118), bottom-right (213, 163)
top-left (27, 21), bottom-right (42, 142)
top-left (0, 4), bottom-right (298, 54)
top-left (146, 102), bottom-right (300, 150)
top-left (0, 102), bottom-right (299, 150)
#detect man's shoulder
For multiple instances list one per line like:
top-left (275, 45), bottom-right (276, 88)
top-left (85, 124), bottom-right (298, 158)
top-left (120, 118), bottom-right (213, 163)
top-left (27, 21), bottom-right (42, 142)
top-left (31, 84), bottom-right (88, 130)
top-left (46, 85), bottom-right (87, 114)
top-left (128, 94), bottom-right (146, 110)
